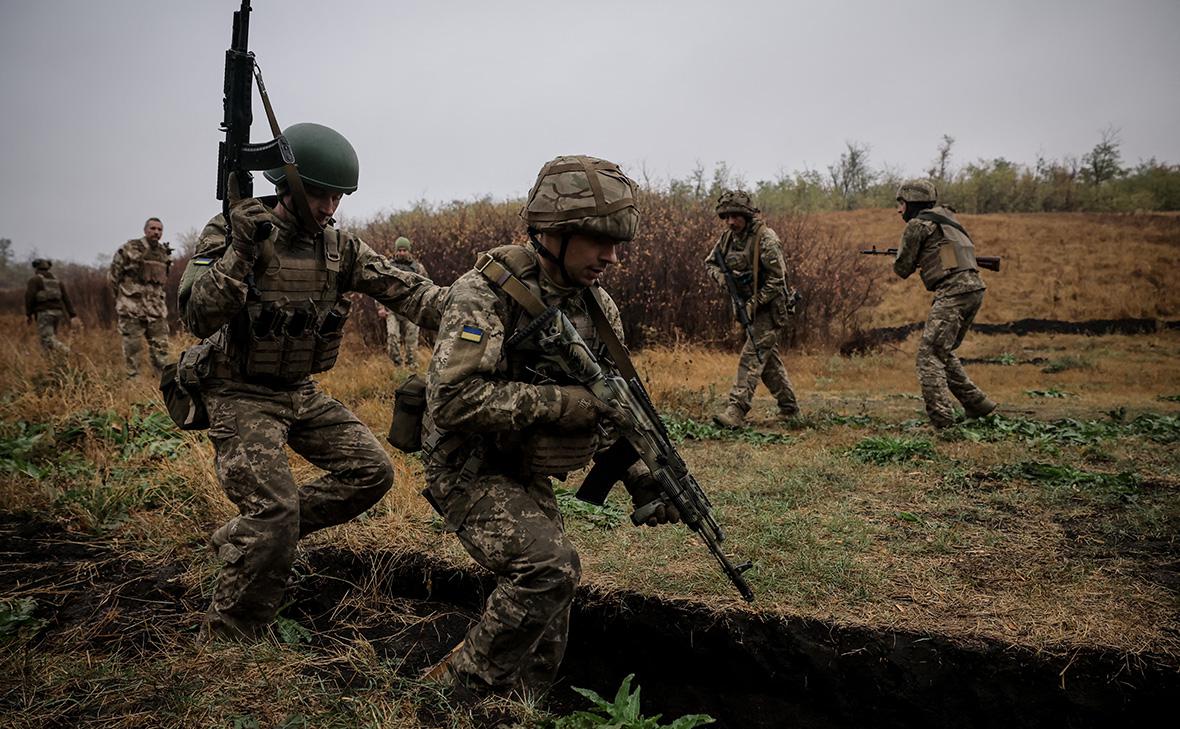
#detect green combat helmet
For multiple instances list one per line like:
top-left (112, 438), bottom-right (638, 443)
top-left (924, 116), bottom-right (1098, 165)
top-left (896, 179), bottom-right (937, 203)
top-left (32, 258), bottom-right (51, 270)
top-left (395, 236), bottom-right (412, 251)
top-left (264, 122), bottom-right (360, 194)
top-left (715, 189), bottom-right (759, 218)
top-left (521, 155), bottom-right (640, 242)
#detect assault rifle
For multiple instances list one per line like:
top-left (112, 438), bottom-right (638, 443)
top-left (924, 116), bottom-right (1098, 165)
top-left (860, 246), bottom-right (1002, 272)
top-left (509, 305), bottom-right (756, 602)
top-left (712, 248), bottom-right (763, 363)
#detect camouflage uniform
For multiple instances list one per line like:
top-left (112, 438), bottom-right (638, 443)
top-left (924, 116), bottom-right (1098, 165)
top-left (894, 200), bottom-right (993, 427)
top-left (181, 204), bottom-right (445, 639)
top-left (25, 262), bottom-right (76, 355)
top-left (705, 216), bottom-right (798, 422)
top-left (423, 156), bottom-right (653, 696)
top-left (384, 257), bottom-right (430, 366)
top-left (109, 236), bottom-right (172, 376)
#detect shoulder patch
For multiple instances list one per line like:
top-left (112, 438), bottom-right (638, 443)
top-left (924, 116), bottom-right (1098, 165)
top-left (191, 257), bottom-right (215, 266)
top-left (460, 325), bottom-right (484, 343)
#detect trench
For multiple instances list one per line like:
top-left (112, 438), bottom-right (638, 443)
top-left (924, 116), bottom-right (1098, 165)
top-left (839, 317), bottom-right (1180, 355)
top-left (4, 516), bottom-right (1175, 729)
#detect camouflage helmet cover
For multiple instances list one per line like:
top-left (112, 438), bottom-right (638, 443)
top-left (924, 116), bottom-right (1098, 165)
top-left (715, 189), bottom-right (759, 218)
top-left (520, 155), bottom-right (640, 242)
top-left (896, 179), bottom-right (937, 203)
top-left (394, 236), bottom-right (412, 251)
top-left (264, 122), bottom-right (360, 194)
top-left (32, 258), bottom-right (51, 270)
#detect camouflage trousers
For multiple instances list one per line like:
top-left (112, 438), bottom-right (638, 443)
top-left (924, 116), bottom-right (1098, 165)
top-left (727, 310), bottom-right (798, 416)
top-left (386, 314), bottom-right (420, 367)
top-left (117, 314), bottom-right (170, 377)
top-left (203, 380), bottom-right (395, 638)
top-left (425, 461), bottom-right (581, 693)
top-left (917, 290), bottom-right (990, 427)
top-left (35, 310), bottom-right (70, 356)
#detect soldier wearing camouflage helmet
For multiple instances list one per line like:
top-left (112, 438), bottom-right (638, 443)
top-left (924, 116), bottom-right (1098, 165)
top-left (420, 155), bottom-right (678, 700)
top-left (893, 179), bottom-right (995, 428)
top-left (177, 122), bottom-right (447, 641)
top-left (378, 236), bottom-right (432, 368)
top-left (109, 217), bottom-right (172, 378)
top-left (705, 189), bottom-right (799, 427)
top-left (25, 259), bottom-right (78, 357)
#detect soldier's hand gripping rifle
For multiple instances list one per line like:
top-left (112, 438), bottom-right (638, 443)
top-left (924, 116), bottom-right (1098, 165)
top-left (508, 305), bottom-right (756, 602)
top-left (859, 246), bottom-right (1002, 272)
top-left (712, 248), bottom-right (763, 363)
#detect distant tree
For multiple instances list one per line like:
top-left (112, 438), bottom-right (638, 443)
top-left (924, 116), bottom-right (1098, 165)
top-left (1081, 126), bottom-right (1124, 187)
top-left (926, 134), bottom-right (955, 184)
top-left (827, 141), bottom-right (875, 210)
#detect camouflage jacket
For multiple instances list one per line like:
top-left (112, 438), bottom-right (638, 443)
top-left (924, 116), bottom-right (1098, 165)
top-left (704, 219), bottom-right (790, 311)
top-left (425, 243), bottom-right (628, 462)
top-left (109, 237), bottom-right (172, 319)
top-left (894, 207), bottom-right (986, 298)
top-left (179, 201), bottom-right (447, 372)
top-left (25, 272), bottom-right (76, 318)
top-left (393, 257), bottom-right (430, 281)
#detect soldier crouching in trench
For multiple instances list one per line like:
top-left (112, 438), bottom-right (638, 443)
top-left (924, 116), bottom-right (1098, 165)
top-left (177, 122), bottom-right (446, 641)
top-left (419, 155), bottom-right (680, 701)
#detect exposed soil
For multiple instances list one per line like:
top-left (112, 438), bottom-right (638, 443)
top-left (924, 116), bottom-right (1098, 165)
top-left (839, 318), bottom-right (1180, 355)
top-left (2, 515), bottom-right (1176, 729)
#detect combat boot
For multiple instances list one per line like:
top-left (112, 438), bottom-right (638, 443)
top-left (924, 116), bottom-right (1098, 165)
top-left (778, 405), bottom-right (800, 421)
top-left (964, 398), bottom-right (997, 419)
top-left (713, 404), bottom-right (745, 429)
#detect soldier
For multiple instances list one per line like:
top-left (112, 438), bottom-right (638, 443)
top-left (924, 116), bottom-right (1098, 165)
top-left (382, 236), bottom-right (431, 367)
top-left (704, 190), bottom-right (799, 428)
top-left (177, 122), bottom-right (446, 641)
top-left (892, 179), bottom-right (996, 428)
top-left (421, 155), bottom-right (678, 700)
top-left (25, 259), bottom-right (78, 356)
top-left (109, 217), bottom-right (172, 377)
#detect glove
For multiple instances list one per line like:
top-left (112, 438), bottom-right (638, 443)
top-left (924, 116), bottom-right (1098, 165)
top-left (226, 171), bottom-right (273, 260)
top-left (628, 474), bottom-right (681, 526)
top-left (551, 385), bottom-right (618, 432)
top-left (744, 299), bottom-right (757, 321)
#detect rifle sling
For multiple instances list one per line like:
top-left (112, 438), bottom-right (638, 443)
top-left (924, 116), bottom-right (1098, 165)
top-left (916, 210), bottom-right (972, 240)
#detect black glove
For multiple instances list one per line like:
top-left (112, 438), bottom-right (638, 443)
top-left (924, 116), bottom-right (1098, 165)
top-left (628, 474), bottom-right (681, 526)
top-left (551, 385), bottom-right (618, 432)
top-left (226, 171), bottom-right (273, 260)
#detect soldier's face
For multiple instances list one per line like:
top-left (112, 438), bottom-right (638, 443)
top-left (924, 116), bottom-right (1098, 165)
top-left (721, 213), bottom-right (747, 234)
top-left (395, 249), bottom-right (411, 261)
top-left (300, 185), bottom-right (344, 227)
top-left (896, 200), bottom-right (906, 217)
top-left (541, 232), bottom-right (621, 287)
top-left (144, 220), bottom-right (163, 242)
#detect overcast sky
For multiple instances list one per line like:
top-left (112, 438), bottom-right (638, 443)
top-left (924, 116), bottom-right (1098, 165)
top-left (2, 0), bottom-right (1178, 264)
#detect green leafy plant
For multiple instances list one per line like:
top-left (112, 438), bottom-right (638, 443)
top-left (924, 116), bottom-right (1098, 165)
top-left (1158, 394), bottom-right (1180, 403)
top-left (550, 674), bottom-right (714, 729)
top-left (849, 436), bottom-right (935, 464)
top-left (556, 487), bottom-right (627, 529)
top-left (275, 616), bottom-right (313, 645)
top-left (994, 461), bottom-right (1141, 504)
top-left (1041, 355), bottom-right (1092, 374)
top-left (1024, 388), bottom-right (1072, 398)
top-left (0, 598), bottom-right (48, 638)
top-left (980, 352), bottom-right (1018, 365)
top-left (662, 415), bottom-right (791, 445)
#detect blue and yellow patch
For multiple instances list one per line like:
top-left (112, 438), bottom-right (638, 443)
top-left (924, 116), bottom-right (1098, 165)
top-left (191, 257), bottom-right (215, 266)
top-left (459, 325), bottom-right (483, 343)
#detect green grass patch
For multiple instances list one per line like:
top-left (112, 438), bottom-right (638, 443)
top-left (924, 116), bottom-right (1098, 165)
top-left (978, 352), bottom-right (1018, 365)
top-left (662, 415), bottom-right (791, 445)
top-left (849, 436), bottom-right (936, 464)
top-left (1158, 394), bottom-right (1180, 403)
top-left (1041, 355), bottom-right (1092, 374)
top-left (557, 487), bottom-right (628, 529)
top-left (1024, 387), bottom-right (1072, 398)
top-left (547, 673), bottom-right (714, 728)
top-left (947, 412), bottom-right (1180, 445)
top-left (994, 461), bottom-right (1142, 505)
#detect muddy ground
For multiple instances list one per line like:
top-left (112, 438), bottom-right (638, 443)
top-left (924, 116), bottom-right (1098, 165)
top-left (2, 514), bottom-right (1175, 729)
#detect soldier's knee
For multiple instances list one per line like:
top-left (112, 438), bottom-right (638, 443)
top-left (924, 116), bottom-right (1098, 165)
top-left (352, 451), bottom-right (395, 497)
top-left (527, 542), bottom-right (581, 603)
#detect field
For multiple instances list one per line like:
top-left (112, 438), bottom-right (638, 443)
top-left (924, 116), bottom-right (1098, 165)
top-left (1, 210), bottom-right (1178, 728)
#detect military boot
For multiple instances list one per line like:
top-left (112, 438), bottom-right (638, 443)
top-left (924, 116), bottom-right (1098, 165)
top-left (964, 398), bottom-right (997, 419)
top-left (713, 404), bottom-right (745, 429)
top-left (778, 404), bottom-right (800, 421)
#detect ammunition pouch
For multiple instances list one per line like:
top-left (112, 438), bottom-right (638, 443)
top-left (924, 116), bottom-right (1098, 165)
top-left (387, 374), bottom-right (427, 453)
top-left (140, 259), bottom-right (169, 285)
top-left (239, 297), bottom-right (351, 382)
top-left (160, 341), bottom-right (214, 430)
top-left (34, 280), bottom-right (62, 304)
top-left (520, 428), bottom-right (597, 477)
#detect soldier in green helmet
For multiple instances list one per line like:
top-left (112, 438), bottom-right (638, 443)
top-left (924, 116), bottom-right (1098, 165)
top-left (109, 217), bottom-right (172, 378)
top-left (420, 155), bottom-right (678, 700)
top-left (892, 179), bottom-right (996, 428)
top-left (25, 258), bottom-right (78, 357)
top-left (178, 122), bottom-right (447, 641)
top-left (376, 236), bottom-right (432, 367)
top-left (705, 189), bottom-right (799, 428)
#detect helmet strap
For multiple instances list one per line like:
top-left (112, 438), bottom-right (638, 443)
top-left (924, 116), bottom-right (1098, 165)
top-left (528, 229), bottom-right (576, 287)
top-left (901, 201), bottom-right (934, 222)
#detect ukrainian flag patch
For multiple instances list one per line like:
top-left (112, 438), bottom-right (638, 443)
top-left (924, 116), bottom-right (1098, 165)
top-left (192, 257), bottom-right (215, 266)
top-left (460, 325), bottom-right (483, 343)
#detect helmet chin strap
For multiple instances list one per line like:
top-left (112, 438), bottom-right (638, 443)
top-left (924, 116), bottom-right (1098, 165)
top-left (528, 229), bottom-right (576, 287)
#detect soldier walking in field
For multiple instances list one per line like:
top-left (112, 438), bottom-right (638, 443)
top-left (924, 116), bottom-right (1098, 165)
top-left (109, 217), bottom-right (172, 377)
top-left (892, 180), bottom-right (996, 428)
top-left (380, 236), bottom-right (431, 367)
top-left (25, 259), bottom-right (78, 356)
top-left (178, 123), bottom-right (446, 641)
top-left (705, 190), bottom-right (799, 428)
top-left (420, 155), bottom-right (678, 700)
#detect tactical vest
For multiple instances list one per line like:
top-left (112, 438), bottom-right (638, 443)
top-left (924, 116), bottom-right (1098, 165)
top-left (34, 275), bottom-right (63, 304)
top-left (233, 227), bottom-right (352, 383)
top-left (916, 207), bottom-right (979, 291)
top-left (137, 242), bottom-right (171, 285)
top-left (393, 259), bottom-right (416, 273)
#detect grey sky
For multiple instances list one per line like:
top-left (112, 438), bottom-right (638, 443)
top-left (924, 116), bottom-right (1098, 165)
top-left (2, 0), bottom-right (1178, 264)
